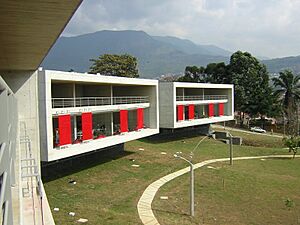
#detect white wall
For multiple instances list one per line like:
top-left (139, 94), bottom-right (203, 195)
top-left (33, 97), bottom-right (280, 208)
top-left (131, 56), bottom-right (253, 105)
top-left (2, 70), bottom-right (41, 165)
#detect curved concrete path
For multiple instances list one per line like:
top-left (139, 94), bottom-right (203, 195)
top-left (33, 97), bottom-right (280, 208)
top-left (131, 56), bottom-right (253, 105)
top-left (137, 155), bottom-right (299, 225)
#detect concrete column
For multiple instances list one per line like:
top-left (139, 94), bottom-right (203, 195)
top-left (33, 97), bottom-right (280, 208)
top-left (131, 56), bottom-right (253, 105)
top-left (74, 115), bottom-right (77, 140)
top-left (110, 85), bottom-right (113, 105)
top-left (110, 112), bottom-right (114, 135)
top-left (73, 83), bottom-right (76, 107)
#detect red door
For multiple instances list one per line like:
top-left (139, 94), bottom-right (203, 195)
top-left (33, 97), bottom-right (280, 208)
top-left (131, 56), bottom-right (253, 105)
top-left (208, 104), bottom-right (214, 117)
top-left (58, 114), bottom-right (71, 146)
top-left (188, 104), bottom-right (195, 120)
top-left (137, 108), bottom-right (144, 129)
top-left (177, 105), bottom-right (184, 121)
top-left (120, 110), bottom-right (128, 133)
top-left (219, 103), bottom-right (224, 116)
top-left (82, 112), bottom-right (93, 140)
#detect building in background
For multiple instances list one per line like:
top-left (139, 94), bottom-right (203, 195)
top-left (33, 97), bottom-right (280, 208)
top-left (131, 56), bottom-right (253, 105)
top-left (159, 82), bottom-right (234, 130)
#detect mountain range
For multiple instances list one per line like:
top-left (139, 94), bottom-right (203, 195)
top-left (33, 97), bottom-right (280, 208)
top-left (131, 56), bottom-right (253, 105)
top-left (42, 30), bottom-right (300, 78)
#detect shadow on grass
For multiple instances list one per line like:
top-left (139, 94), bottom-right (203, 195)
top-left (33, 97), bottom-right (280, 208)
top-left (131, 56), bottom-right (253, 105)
top-left (152, 207), bottom-right (190, 217)
top-left (268, 156), bottom-right (294, 160)
top-left (140, 132), bottom-right (207, 144)
top-left (42, 144), bottom-right (133, 182)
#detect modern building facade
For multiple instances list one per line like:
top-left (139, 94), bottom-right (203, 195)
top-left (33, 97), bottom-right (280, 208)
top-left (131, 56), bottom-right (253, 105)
top-left (159, 82), bottom-right (234, 129)
top-left (0, 1), bottom-right (235, 224)
top-left (38, 70), bottom-right (159, 161)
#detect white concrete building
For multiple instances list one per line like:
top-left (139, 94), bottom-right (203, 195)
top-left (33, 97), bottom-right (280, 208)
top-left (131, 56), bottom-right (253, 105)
top-left (159, 82), bottom-right (234, 129)
top-left (0, 1), bottom-right (235, 224)
top-left (39, 70), bottom-right (159, 161)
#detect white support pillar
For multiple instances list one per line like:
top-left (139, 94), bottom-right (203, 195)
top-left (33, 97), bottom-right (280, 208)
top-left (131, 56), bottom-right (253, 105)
top-left (110, 85), bottom-right (114, 135)
top-left (74, 115), bottom-right (77, 140)
top-left (202, 89), bottom-right (205, 115)
top-left (183, 88), bottom-right (185, 120)
top-left (73, 83), bottom-right (76, 107)
top-left (110, 85), bottom-right (113, 105)
top-left (111, 112), bottom-right (114, 135)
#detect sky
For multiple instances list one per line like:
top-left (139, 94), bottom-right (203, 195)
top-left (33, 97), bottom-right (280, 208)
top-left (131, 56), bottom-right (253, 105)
top-left (63, 0), bottom-right (300, 59)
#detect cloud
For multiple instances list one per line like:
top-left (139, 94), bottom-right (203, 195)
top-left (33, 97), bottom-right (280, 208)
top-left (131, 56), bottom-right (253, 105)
top-left (63, 0), bottom-right (300, 58)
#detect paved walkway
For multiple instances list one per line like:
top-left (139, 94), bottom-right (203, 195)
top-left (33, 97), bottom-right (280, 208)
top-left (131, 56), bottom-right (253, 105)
top-left (137, 154), bottom-right (299, 225)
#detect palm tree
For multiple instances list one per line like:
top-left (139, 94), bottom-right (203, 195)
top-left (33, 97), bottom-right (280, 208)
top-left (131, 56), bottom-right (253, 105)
top-left (272, 70), bottom-right (300, 135)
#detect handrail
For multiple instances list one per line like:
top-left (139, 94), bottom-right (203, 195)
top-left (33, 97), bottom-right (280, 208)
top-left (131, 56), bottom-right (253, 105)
top-left (52, 96), bottom-right (149, 108)
top-left (176, 95), bottom-right (227, 101)
top-left (20, 121), bottom-right (44, 225)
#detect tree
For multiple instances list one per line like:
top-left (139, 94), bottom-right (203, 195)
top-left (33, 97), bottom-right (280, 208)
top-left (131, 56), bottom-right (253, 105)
top-left (177, 51), bottom-right (277, 125)
top-left (283, 136), bottom-right (300, 158)
top-left (159, 74), bottom-right (180, 82)
top-left (228, 51), bottom-right (276, 124)
top-left (177, 66), bottom-right (206, 82)
top-left (204, 62), bottom-right (229, 84)
top-left (272, 70), bottom-right (300, 135)
top-left (89, 54), bottom-right (139, 78)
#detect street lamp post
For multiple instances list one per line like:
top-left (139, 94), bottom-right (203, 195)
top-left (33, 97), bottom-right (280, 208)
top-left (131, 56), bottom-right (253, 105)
top-left (174, 154), bottom-right (195, 217)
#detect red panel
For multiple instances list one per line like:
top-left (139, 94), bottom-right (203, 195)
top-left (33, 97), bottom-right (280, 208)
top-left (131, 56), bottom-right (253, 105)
top-left (188, 104), bottom-right (195, 120)
top-left (120, 110), bottom-right (128, 133)
top-left (219, 103), bottom-right (224, 116)
top-left (137, 108), bottom-right (144, 129)
top-left (82, 112), bottom-right (93, 140)
top-left (58, 115), bottom-right (71, 146)
top-left (208, 104), bottom-right (214, 117)
top-left (177, 105), bottom-right (184, 121)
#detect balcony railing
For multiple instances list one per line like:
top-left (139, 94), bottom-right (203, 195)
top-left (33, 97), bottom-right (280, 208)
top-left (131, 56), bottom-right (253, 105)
top-left (52, 96), bottom-right (149, 108)
top-left (176, 95), bottom-right (227, 101)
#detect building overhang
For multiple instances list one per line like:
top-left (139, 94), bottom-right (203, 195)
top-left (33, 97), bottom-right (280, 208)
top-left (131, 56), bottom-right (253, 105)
top-left (0, 0), bottom-right (82, 71)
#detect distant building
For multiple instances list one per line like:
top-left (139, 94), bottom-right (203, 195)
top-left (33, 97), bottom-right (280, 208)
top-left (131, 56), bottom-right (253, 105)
top-left (159, 82), bottom-right (234, 129)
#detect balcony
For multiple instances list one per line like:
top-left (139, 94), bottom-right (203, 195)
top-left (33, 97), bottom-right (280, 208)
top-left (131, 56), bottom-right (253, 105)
top-left (176, 95), bottom-right (227, 101)
top-left (52, 96), bottom-right (149, 108)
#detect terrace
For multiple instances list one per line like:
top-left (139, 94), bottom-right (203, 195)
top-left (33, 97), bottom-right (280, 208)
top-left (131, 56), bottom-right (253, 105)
top-left (176, 95), bottom-right (227, 101)
top-left (52, 96), bottom-right (149, 108)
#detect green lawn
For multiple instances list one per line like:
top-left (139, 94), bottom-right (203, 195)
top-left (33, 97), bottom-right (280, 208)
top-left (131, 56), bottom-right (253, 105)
top-left (213, 126), bottom-right (283, 148)
top-left (153, 158), bottom-right (300, 225)
top-left (44, 132), bottom-right (292, 225)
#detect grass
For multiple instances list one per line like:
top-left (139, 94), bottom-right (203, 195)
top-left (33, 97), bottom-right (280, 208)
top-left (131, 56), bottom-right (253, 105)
top-left (213, 126), bottom-right (284, 148)
top-left (153, 158), bottom-right (300, 225)
top-left (44, 131), bottom-right (292, 225)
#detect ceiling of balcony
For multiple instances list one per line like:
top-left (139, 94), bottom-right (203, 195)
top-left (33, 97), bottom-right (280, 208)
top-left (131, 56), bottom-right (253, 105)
top-left (0, 0), bottom-right (82, 71)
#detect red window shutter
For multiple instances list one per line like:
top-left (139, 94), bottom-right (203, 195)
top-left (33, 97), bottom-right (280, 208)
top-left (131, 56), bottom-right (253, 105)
top-left (208, 104), bottom-right (214, 117)
top-left (137, 108), bottom-right (144, 129)
top-left (82, 112), bottom-right (93, 140)
top-left (120, 110), bottom-right (128, 132)
top-left (177, 105), bottom-right (184, 121)
top-left (58, 114), bottom-right (71, 146)
top-left (219, 103), bottom-right (224, 116)
top-left (188, 104), bottom-right (195, 120)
